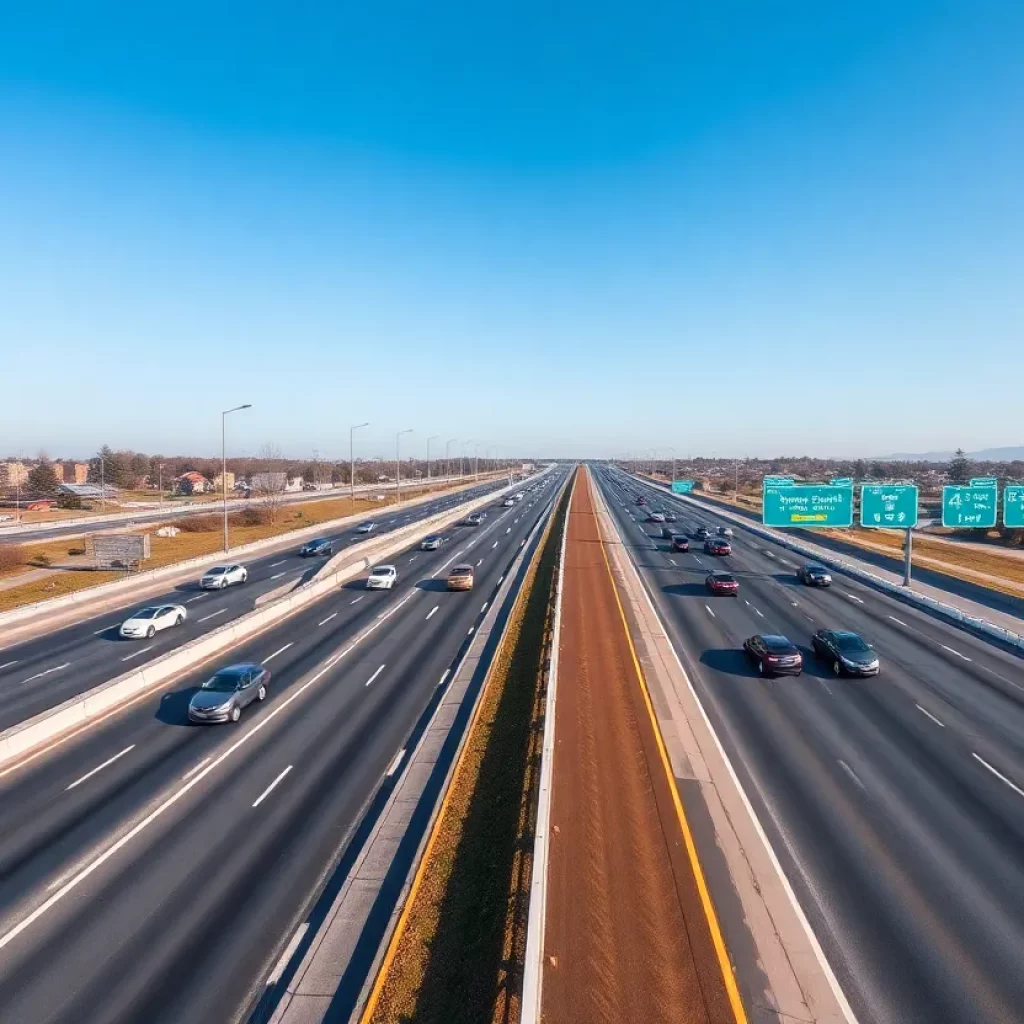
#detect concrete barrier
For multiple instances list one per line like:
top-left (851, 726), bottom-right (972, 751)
top-left (625, 472), bottom-right (1024, 652)
top-left (0, 481), bottom-right (520, 769)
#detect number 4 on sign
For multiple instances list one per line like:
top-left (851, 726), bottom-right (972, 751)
top-left (949, 493), bottom-right (962, 508)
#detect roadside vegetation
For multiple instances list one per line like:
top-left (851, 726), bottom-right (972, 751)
top-left (367, 477), bottom-right (571, 1024)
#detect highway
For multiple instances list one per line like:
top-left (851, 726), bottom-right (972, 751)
top-left (0, 478), bottom-right (508, 732)
top-left (0, 471), bottom-right (565, 1024)
top-left (594, 466), bottom-right (1024, 1024)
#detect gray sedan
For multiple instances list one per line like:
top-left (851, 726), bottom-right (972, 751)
top-left (188, 663), bottom-right (270, 724)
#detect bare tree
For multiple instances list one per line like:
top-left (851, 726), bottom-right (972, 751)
top-left (252, 443), bottom-right (287, 523)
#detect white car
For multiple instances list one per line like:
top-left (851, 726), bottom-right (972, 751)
top-left (356, 521), bottom-right (377, 534)
top-left (503, 498), bottom-right (515, 507)
top-left (366, 565), bottom-right (397, 589)
top-left (200, 564), bottom-right (248, 589)
top-left (120, 604), bottom-right (187, 639)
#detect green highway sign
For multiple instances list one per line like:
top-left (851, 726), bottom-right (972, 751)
top-left (860, 485), bottom-right (919, 528)
top-left (671, 480), bottom-right (696, 494)
top-left (763, 484), bottom-right (853, 528)
top-left (1005, 486), bottom-right (1024, 528)
top-left (763, 476), bottom-right (793, 487)
top-left (942, 485), bottom-right (998, 528)
top-left (971, 477), bottom-right (997, 487)
top-left (830, 477), bottom-right (853, 487)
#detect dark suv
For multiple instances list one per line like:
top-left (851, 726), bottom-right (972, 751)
top-left (797, 564), bottom-right (832, 587)
top-left (299, 538), bottom-right (333, 557)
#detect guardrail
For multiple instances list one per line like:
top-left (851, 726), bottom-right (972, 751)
top-left (623, 471), bottom-right (1024, 652)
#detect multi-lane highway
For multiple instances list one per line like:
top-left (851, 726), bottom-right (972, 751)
top-left (0, 470), bottom-right (565, 1023)
top-left (595, 466), bottom-right (1024, 1024)
top-left (0, 479), bottom-right (509, 731)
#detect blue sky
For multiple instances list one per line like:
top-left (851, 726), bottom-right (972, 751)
top-left (1, 1), bottom-right (1021, 460)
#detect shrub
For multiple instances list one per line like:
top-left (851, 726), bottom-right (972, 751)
top-left (67, 546), bottom-right (86, 556)
top-left (172, 514), bottom-right (220, 533)
top-left (237, 506), bottom-right (272, 527)
top-left (32, 552), bottom-right (52, 567)
top-left (0, 546), bottom-right (27, 573)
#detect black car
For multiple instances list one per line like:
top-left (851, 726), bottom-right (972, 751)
top-left (743, 634), bottom-right (803, 677)
top-left (812, 630), bottom-right (880, 676)
top-left (694, 525), bottom-right (711, 540)
top-left (465, 512), bottom-right (484, 526)
top-left (660, 524), bottom-right (676, 539)
top-left (798, 564), bottom-right (832, 587)
top-left (662, 511), bottom-right (678, 523)
top-left (671, 534), bottom-right (690, 552)
top-left (299, 537), bottom-right (333, 557)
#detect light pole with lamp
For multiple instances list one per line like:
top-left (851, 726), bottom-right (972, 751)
top-left (425, 435), bottom-right (440, 487)
top-left (395, 429), bottom-right (413, 504)
top-left (350, 422), bottom-right (369, 506)
top-left (222, 403), bottom-right (252, 552)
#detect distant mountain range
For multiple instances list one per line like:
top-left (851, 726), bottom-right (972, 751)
top-left (879, 446), bottom-right (1024, 462)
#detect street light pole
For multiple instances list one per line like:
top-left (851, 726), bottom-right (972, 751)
top-left (350, 422), bottom-right (369, 506)
top-left (159, 462), bottom-right (164, 504)
top-left (222, 403), bottom-right (252, 552)
top-left (426, 435), bottom-right (440, 488)
top-left (395, 429), bottom-right (413, 504)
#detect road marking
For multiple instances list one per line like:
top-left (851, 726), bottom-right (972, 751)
top-left (476, 559), bottom-right (483, 568)
top-left (781, 559), bottom-right (795, 567)
top-left (844, 593), bottom-right (864, 604)
top-left (498, 575), bottom-right (504, 584)
top-left (668, 558), bottom-right (677, 566)
top-left (266, 922), bottom-right (309, 987)
top-left (0, 661), bottom-right (20, 671)
top-left (21, 662), bottom-right (71, 684)
top-left (818, 679), bottom-right (833, 695)
top-left (350, 596), bottom-right (364, 604)
top-left (318, 612), bottom-right (338, 626)
top-left (66, 745), bottom-right (136, 791)
top-left (972, 754), bottom-right (1024, 798)
top-left (693, 557), bottom-right (703, 566)
top-left (704, 604), bottom-right (716, 619)
top-left (386, 749), bottom-right (406, 777)
top-left (468, 626), bottom-right (475, 635)
top-left (838, 760), bottom-right (864, 789)
top-left (93, 625), bottom-right (118, 635)
top-left (426, 606), bottom-right (439, 621)
top-left (915, 704), bottom-right (945, 727)
top-left (754, 607), bottom-right (764, 618)
top-left (262, 642), bottom-right (294, 665)
top-left (252, 765), bottom-right (293, 808)
top-left (182, 756), bottom-right (212, 781)
top-left (941, 644), bottom-right (972, 662)
top-left (185, 595), bottom-right (207, 603)
top-left (790, 600), bottom-right (799, 607)
top-left (270, 560), bottom-right (286, 567)
top-left (480, 601), bottom-right (489, 613)
top-left (270, 572), bottom-right (286, 580)
top-left (408, 555), bottom-right (417, 562)
top-left (120, 645), bottom-right (155, 662)
top-left (506, 527), bottom-right (511, 534)
top-left (365, 664), bottom-right (386, 687)
top-left (888, 616), bottom-right (909, 628)
top-left (764, 551), bottom-right (776, 559)
top-left (198, 608), bottom-right (227, 623)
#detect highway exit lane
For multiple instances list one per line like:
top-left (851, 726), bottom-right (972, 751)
top-left (597, 467), bottom-right (1024, 1024)
top-left (0, 472), bottom-right (564, 1024)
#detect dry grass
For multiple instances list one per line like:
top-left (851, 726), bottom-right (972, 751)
top-left (368, 481), bottom-right (570, 1024)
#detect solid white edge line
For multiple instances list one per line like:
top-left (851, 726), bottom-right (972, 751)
top-left (66, 745), bottom-right (136, 791)
top-left (972, 753), bottom-right (1024, 798)
top-left (262, 643), bottom-right (293, 665)
top-left (591, 469), bottom-right (859, 1024)
top-left (266, 922), bottom-right (309, 986)
top-left (365, 664), bottom-right (386, 687)
top-left (252, 764), bottom-right (293, 808)
top-left (915, 704), bottom-right (945, 728)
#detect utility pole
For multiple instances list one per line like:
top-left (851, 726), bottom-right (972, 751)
top-left (222, 403), bottom-right (252, 552)
top-left (350, 422), bottom-right (369, 506)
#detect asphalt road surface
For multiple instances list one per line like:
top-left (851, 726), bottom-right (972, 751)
top-left (595, 465), bottom-right (1024, 1024)
top-left (0, 478), bottom-right (510, 731)
top-left (0, 472), bottom-right (566, 1024)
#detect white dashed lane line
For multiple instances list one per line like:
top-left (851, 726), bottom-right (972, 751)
top-left (21, 663), bottom-right (71, 685)
top-left (838, 760), bottom-right (865, 789)
top-left (120, 645), bottom-right (155, 662)
top-left (198, 609), bottom-right (227, 623)
top-left (350, 596), bottom-right (364, 605)
top-left (426, 606), bottom-right (438, 621)
top-left (941, 644), bottom-right (972, 662)
top-left (252, 765), bottom-right (293, 808)
top-left (704, 604), bottom-right (716, 619)
top-left (972, 754), bottom-right (1024, 798)
top-left (915, 704), bottom-right (945, 727)
top-left (0, 661), bottom-right (20, 671)
top-left (318, 612), bottom-right (338, 627)
top-left (365, 664), bottom-right (386, 687)
top-left (262, 643), bottom-right (293, 665)
top-left (66, 745), bottom-right (135, 791)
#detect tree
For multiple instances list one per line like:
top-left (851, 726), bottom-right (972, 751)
top-left (26, 459), bottom-right (60, 497)
top-left (948, 448), bottom-right (972, 485)
top-left (253, 443), bottom-right (287, 523)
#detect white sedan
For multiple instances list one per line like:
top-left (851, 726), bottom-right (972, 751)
top-left (120, 604), bottom-right (187, 639)
top-left (356, 521), bottom-right (377, 535)
top-left (366, 565), bottom-right (397, 590)
top-left (200, 564), bottom-right (248, 589)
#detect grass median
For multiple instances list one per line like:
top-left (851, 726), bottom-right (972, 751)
top-left (367, 476), bottom-right (572, 1024)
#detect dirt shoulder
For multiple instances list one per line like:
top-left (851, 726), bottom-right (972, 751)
top-left (542, 467), bottom-right (736, 1024)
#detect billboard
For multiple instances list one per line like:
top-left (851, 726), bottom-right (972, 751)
top-left (89, 532), bottom-right (151, 569)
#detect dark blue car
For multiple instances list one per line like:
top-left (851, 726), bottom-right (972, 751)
top-left (299, 537), bottom-right (333, 557)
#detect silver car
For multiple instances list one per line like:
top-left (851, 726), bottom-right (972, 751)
top-left (188, 663), bottom-right (270, 723)
top-left (200, 564), bottom-right (248, 589)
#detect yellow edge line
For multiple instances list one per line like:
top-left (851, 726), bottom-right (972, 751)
top-left (358, 480), bottom-right (569, 1023)
top-left (591, 469), bottom-right (749, 1024)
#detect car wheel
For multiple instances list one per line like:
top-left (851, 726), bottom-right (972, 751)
top-left (147, 626), bottom-right (156, 639)
top-left (257, 684), bottom-right (267, 701)
top-left (833, 660), bottom-right (842, 676)
top-left (757, 660), bottom-right (764, 675)
top-left (220, 579), bottom-right (228, 589)
top-left (230, 705), bottom-right (241, 723)
top-left (176, 615), bottom-right (184, 626)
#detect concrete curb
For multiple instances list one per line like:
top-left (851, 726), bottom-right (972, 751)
top-left (627, 473), bottom-right (1024, 652)
top-left (0, 478), bottom-right (497, 634)
top-left (0, 483), bottom-right (517, 770)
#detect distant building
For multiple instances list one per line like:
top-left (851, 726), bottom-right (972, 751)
top-left (52, 462), bottom-right (88, 485)
top-left (0, 461), bottom-right (29, 488)
top-left (59, 483), bottom-right (117, 499)
top-left (176, 471), bottom-right (212, 495)
top-left (284, 475), bottom-right (304, 493)
top-left (212, 471), bottom-right (235, 492)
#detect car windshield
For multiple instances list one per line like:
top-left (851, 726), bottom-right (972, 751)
top-left (451, 565), bottom-right (473, 574)
top-left (206, 567), bottom-right (227, 575)
top-left (203, 671), bottom-right (243, 691)
top-left (130, 607), bottom-right (161, 619)
top-left (713, 574), bottom-right (736, 583)
top-left (808, 565), bottom-right (827, 573)
top-left (835, 634), bottom-right (870, 653)
top-left (763, 636), bottom-right (795, 652)
top-left (370, 567), bottom-right (391, 575)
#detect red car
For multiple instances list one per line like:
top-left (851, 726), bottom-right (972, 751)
top-left (705, 571), bottom-right (738, 595)
top-left (704, 537), bottom-right (731, 556)
top-left (671, 534), bottom-right (690, 552)
top-left (635, 496), bottom-right (647, 506)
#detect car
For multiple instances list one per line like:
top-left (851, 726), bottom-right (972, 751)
top-left (299, 537), bottom-right (333, 557)
top-left (797, 563), bottom-right (832, 587)
top-left (662, 511), bottom-right (678, 523)
top-left (705, 571), bottom-right (739, 596)
top-left (660, 524), bottom-right (676, 539)
top-left (119, 603), bottom-right (187, 639)
top-left (716, 526), bottom-right (734, 537)
top-left (420, 535), bottom-right (445, 550)
top-left (635, 497), bottom-right (647, 506)
top-left (812, 630), bottom-right (880, 676)
top-left (743, 635), bottom-right (803, 677)
top-left (694, 525), bottom-right (711, 540)
top-left (503, 498), bottom-right (516, 507)
top-left (670, 534), bottom-right (690, 552)
top-left (447, 564), bottom-right (475, 591)
top-left (704, 537), bottom-right (731, 556)
top-left (188, 663), bottom-right (270, 724)
top-left (646, 512), bottom-right (666, 523)
top-left (465, 512), bottom-right (484, 526)
top-left (200, 564), bottom-right (248, 589)
top-left (366, 565), bottom-right (397, 589)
